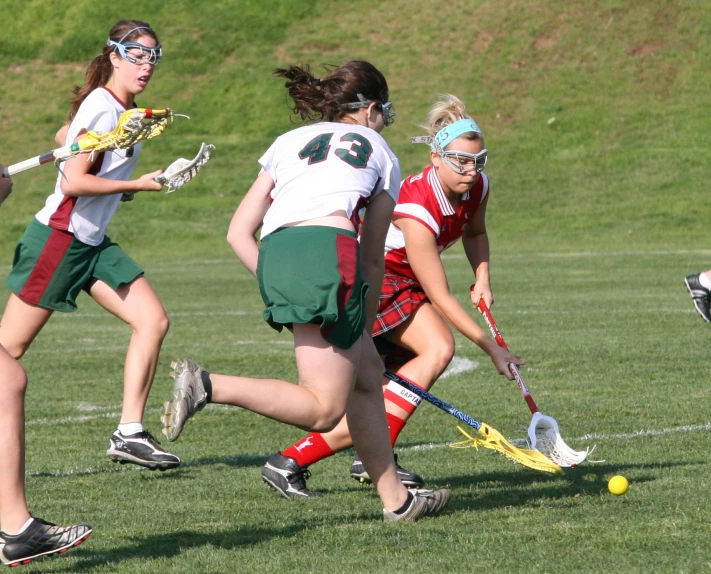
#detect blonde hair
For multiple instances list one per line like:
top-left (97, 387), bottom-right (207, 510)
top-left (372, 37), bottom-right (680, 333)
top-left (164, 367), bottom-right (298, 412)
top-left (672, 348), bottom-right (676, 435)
top-left (423, 94), bottom-right (484, 145)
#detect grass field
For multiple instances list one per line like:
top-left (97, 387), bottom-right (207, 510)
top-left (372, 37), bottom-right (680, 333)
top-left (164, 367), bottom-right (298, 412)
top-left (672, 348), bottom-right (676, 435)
top-left (2, 1), bottom-right (711, 572)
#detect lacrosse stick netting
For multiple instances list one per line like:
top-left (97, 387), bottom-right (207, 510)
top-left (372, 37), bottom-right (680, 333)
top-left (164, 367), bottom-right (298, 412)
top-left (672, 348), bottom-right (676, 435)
top-left (476, 299), bottom-right (592, 467)
top-left (155, 142), bottom-right (215, 193)
top-left (385, 371), bottom-right (563, 475)
top-left (3, 108), bottom-right (178, 177)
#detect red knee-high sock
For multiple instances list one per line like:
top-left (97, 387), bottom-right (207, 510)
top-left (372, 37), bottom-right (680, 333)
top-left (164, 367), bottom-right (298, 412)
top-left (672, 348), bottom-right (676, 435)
top-left (383, 372), bottom-right (423, 445)
top-left (281, 433), bottom-right (335, 467)
top-left (385, 412), bottom-right (408, 445)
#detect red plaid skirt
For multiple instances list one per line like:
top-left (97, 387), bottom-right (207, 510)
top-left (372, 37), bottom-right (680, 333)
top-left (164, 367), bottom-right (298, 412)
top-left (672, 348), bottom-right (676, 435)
top-left (372, 273), bottom-right (428, 370)
top-left (372, 273), bottom-right (429, 337)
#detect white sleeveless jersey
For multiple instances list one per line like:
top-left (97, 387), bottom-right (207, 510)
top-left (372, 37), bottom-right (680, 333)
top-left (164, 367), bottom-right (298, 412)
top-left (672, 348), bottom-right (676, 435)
top-left (35, 87), bottom-right (142, 246)
top-left (259, 122), bottom-right (400, 239)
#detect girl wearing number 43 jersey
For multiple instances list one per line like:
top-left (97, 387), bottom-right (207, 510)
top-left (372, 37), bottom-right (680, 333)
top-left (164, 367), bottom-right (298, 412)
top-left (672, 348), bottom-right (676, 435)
top-left (263, 94), bottom-right (525, 497)
top-left (161, 61), bottom-right (451, 522)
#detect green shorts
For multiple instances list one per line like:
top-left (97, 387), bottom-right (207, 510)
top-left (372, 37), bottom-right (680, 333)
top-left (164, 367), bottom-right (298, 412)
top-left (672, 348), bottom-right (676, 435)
top-left (257, 226), bottom-right (368, 350)
top-left (6, 218), bottom-right (144, 312)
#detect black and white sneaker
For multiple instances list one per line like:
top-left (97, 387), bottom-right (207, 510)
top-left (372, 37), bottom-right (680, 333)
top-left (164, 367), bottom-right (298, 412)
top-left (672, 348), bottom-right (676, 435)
top-left (383, 488), bottom-right (451, 523)
top-left (0, 517), bottom-right (92, 567)
top-left (684, 273), bottom-right (711, 323)
top-left (351, 452), bottom-right (425, 488)
top-left (107, 430), bottom-right (181, 470)
top-left (261, 453), bottom-right (322, 499)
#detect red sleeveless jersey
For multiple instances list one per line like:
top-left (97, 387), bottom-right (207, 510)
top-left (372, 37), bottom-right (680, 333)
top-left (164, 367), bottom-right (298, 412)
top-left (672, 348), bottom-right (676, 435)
top-left (383, 164), bottom-right (490, 280)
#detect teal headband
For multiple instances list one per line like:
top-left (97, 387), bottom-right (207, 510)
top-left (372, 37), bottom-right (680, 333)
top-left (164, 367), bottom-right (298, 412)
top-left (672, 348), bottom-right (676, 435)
top-left (432, 118), bottom-right (482, 151)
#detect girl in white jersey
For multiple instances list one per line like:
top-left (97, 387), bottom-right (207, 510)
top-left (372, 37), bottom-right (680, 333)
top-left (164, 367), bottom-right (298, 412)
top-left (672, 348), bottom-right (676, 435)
top-left (0, 20), bottom-right (181, 481)
top-left (263, 95), bottom-right (526, 495)
top-left (0, 166), bottom-right (91, 567)
top-left (161, 61), bottom-right (450, 522)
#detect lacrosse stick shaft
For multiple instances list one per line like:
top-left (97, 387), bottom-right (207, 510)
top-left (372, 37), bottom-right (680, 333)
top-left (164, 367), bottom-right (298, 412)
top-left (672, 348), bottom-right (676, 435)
top-left (4, 108), bottom-right (175, 178)
top-left (384, 370), bottom-right (482, 431)
top-left (476, 300), bottom-right (540, 414)
top-left (3, 149), bottom-right (72, 177)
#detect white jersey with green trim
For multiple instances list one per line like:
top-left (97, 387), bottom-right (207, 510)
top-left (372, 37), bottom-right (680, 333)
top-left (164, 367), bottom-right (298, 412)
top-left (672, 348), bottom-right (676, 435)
top-left (259, 122), bottom-right (400, 239)
top-left (35, 87), bottom-right (142, 246)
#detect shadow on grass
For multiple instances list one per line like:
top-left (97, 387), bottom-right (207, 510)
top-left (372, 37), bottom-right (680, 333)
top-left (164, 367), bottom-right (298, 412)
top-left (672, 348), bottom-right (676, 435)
top-left (438, 459), bottom-right (706, 512)
top-left (29, 453), bottom-right (270, 481)
top-left (40, 523), bottom-right (313, 572)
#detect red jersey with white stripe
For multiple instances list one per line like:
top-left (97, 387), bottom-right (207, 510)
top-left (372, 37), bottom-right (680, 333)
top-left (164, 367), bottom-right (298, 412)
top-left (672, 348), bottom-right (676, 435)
top-left (35, 87), bottom-right (142, 246)
top-left (383, 164), bottom-right (489, 280)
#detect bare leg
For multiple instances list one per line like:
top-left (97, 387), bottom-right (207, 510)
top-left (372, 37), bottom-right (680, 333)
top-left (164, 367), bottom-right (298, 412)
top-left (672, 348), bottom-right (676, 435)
top-left (347, 333), bottom-right (408, 511)
top-left (210, 323), bottom-right (357, 432)
top-left (0, 294), bottom-right (54, 359)
top-left (314, 302), bottom-right (455, 450)
top-left (386, 302), bottom-right (454, 392)
top-left (0, 346), bottom-right (30, 534)
top-left (0, 295), bottom-right (53, 532)
top-left (90, 277), bottom-right (169, 423)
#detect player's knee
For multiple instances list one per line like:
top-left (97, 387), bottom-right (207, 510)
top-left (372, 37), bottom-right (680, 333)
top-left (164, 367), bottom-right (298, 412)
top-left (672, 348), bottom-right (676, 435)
top-left (136, 312), bottom-right (170, 339)
top-left (428, 334), bottom-right (455, 374)
top-left (2, 340), bottom-right (29, 360)
top-left (3, 357), bottom-right (27, 394)
top-left (311, 410), bottom-right (344, 433)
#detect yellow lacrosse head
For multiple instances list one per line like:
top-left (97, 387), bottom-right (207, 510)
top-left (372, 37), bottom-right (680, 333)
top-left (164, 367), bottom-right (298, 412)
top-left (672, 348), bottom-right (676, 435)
top-left (75, 108), bottom-right (174, 153)
top-left (449, 423), bottom-right (564, 475)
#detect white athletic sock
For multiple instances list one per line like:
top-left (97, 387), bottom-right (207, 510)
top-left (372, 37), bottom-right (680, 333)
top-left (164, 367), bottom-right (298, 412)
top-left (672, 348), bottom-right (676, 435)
top-left (17, 517), bottom-right (35, 535)
top-left (699, 273), bottom-right (711, 290)
top-left (118, 422), bottom-right (143, 436)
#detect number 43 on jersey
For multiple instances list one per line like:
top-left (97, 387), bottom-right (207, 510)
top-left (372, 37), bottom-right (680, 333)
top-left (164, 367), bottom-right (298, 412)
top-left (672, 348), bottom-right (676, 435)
top-left (298, 132), bottom-right (373, 168)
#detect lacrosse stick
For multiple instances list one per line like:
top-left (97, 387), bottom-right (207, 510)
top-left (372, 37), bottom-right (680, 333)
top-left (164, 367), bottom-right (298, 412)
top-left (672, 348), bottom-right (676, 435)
top-left (3, 108), bottom-right (179, 177)
top-left (155, 142), bottom-right (215, 193)
top-left (476, 299), bottom-right (591, 467)
top-left (385, 370), bottom-right (563, 475)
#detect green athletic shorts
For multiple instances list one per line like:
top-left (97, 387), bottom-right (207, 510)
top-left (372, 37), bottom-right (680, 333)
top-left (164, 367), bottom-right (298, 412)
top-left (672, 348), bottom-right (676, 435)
top-left (6, 218), bottom-right (144, 312)
top-left (257, 226), bottom-right (368, 350)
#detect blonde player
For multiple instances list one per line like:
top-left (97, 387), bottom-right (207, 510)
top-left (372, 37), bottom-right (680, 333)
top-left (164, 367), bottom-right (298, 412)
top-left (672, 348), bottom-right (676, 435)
top-left (262, 95), bottom-right (524, 495)
top-left (0, 168), bottom-right (92, 567)
top-left (0, 20), bottom-right (180, 473)
top-left (162, 61), bottom-right (451, 522)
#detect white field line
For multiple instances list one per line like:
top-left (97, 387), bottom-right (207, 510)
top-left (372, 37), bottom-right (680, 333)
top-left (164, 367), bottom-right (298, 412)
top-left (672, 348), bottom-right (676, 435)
top-left (28, 338), bottom-right (293, 355)
top-left (441, 248), bottom-right (711, 260)
top-left (441, 357), bottom-right (479, 379)
top-left (140, 249), bottom-right (711, 267)
top-left (54, 310), bottom-right (248, 319)
top-left (26, 407), bottom-right (163, 427)
top-left (28, 356), bottom-right (479, 427)
top-left (25, 421), bottom-right (711, 478)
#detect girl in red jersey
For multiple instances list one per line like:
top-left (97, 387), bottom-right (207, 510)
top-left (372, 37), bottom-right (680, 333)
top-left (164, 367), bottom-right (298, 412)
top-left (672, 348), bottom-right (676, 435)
top-left (265, 94), bottom-right (524, 495)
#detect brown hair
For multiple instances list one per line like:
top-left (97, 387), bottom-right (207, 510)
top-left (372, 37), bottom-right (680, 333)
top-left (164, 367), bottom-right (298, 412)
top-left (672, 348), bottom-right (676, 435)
top-left (273, 60), bottom-right (389, 123)
top-left (69, 19), bottom-right (160, 120)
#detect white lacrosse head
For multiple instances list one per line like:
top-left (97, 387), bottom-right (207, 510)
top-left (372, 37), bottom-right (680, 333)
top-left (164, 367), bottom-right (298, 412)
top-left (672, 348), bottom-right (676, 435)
top-left (156, 142), bottom-right (215, 193)
top-left (527, 412), bottom-right (590, 467)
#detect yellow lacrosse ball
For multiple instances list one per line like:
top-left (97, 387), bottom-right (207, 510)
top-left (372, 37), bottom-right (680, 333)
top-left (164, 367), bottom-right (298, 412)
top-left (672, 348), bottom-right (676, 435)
top-left (608, 475), bottom-right (629, 496)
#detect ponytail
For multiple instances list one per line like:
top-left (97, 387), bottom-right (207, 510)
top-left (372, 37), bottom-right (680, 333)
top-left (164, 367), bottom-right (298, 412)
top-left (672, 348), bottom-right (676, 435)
top-left (69, 48), bottom-right (113, 120)
top-left (274, 60), bottom-right (389, 124)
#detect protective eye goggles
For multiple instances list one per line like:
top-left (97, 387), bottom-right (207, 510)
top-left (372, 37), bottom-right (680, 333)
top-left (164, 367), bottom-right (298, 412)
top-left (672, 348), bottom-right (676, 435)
top-left (411, 117), bottom-right (486, 173)
top-left (440, 148), bottom-right (488, 174)
top-left (107, 26), bottom-right (162, 65)
top-left (343, 93), bottom-right (396, 127)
